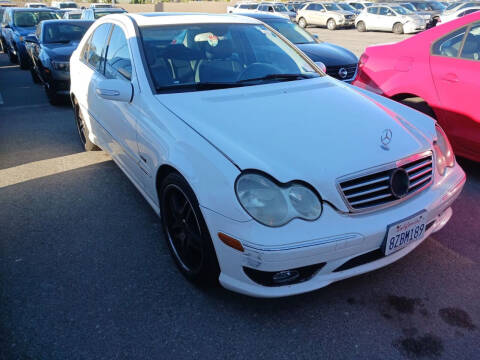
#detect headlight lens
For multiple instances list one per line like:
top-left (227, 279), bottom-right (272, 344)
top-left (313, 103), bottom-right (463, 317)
top-left (51, 61), bottom-right (70, 72)
top-left (235, 172), bottom-right (322, 227)
top-left (433, 124), bottom-right (455, 176)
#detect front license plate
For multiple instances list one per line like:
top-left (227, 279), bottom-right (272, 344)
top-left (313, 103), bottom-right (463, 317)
top-left (382, 212), bottom-right (427, 256)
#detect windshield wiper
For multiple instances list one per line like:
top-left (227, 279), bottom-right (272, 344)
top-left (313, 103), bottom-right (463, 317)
top-left (236, 73), bottom-right (316, 84)
top-left (48, 40), bottom-right (71, 44)
top-left (156, 82), bottom-right (246, 93)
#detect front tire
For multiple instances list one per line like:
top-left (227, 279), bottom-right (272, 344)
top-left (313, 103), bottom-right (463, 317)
top-left (327, 18), bottom-right (337, 31)
top-left (356, 21), bottom-right (366, 32)
top-left (160, 172), bottom-right (220, 285)
top-left (30, 67), bottom-right (41, 83)
top-left (74, 101), bottom-right (99, 151)
top-left (393, 22), bottom-right (404, 34)
top-left (7, 48), bottom-right (17, 64)
top-left (17, 50), bottom-right (29, 69)
top-left (298, 17), bottom-right (307, 28)
top-left (45, 82), bottom-right (62, 105)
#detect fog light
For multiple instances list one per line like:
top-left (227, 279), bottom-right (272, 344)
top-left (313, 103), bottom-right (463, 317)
top-left (272, 270), bottom-right (299, 284)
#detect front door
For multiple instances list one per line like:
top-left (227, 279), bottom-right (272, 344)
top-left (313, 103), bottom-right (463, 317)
top-left (430, 21), bottom-right (480, 158)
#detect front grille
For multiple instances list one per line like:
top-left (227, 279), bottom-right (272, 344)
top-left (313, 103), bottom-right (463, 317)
top-left (338, 152), bottom-right (433, 212)
top-left (326, 63), bottom-right (357, 81)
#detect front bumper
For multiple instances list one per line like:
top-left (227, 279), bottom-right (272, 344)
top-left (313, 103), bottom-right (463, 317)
top-left (202, 163), bottom-right (465, 297)
top-left (404, 22), bottom-right (426, 34)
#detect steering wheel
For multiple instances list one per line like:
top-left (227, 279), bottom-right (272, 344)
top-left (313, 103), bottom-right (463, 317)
top-left (236, 63), bottom-right (282, 81)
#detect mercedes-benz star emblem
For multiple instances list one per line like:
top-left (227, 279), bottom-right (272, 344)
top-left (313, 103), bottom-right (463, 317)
top-left (390, 168), bottom-right (410, 199)
top-left (338, 68), bottom-right (348, 79)
top-left (381, 129), bottom-right (393, 150)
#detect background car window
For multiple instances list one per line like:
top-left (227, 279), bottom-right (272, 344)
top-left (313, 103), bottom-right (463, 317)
top-left (460, 9), bottom-right (480, 17)
top-left (13, 11), bottom-right (59, 27)
top-left (368, 7), bottom-right (379, 14)
top-left (105, 25), bottom-right (132, 80)
top-left (460, 23), bottom-right (480, 60)
top-left (86, 23), bottom-right (111, 72)
top-left (44, 23), bottom-right (89, 44)
top-left (432, 27), bottom-right (468, 57)
top-left (379, 7), bottom-right (393, 15)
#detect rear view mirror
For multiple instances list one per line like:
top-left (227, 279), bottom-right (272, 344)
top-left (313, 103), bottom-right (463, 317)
top-left (95, 78), bottom-right (132, 102)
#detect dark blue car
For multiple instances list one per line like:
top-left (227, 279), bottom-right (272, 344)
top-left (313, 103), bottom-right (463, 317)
top-left (238, 13), bottom-right (358, 82)
top-left (1, 7), bottom-right (61, 68)
top-left (26, 19), bottom-right (93, 104)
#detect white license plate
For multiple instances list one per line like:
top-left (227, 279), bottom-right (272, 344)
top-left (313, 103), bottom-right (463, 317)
top-left (382, 212), bottom-right (427, 256)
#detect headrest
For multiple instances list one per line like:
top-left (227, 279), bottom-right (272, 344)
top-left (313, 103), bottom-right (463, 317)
top-left (205, 40), bottom-right (233, 60)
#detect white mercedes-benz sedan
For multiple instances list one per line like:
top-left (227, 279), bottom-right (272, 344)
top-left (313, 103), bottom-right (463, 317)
top-left (70, 13), bottom-right (466, 297)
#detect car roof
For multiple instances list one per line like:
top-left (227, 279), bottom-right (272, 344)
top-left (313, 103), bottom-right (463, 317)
top-left (9, 7), bottom-right (60, 12)
top-left (41, 19), bottom-right (93, 25)
top-left (93, 8), bottom-right (125, 12)
top-left (236, 12), bottom-right (290, 21)
top-left (127, 13), bottom-right (262, 26)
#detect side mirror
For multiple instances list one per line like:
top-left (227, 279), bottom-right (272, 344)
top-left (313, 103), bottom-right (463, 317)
top-left (95, 78), bottom-right (132, 102)
top-left (315, 61), bottom-right (327, 73)
top-left (313, 34), bottom-right (319, 40)
top-left (3, 24), bottom-right (11, 29)
top-left (24, 35), bottom-right (38, 43)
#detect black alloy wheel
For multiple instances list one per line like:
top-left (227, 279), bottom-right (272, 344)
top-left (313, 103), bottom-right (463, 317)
top-left (160, 173), bottom-right (220, 285)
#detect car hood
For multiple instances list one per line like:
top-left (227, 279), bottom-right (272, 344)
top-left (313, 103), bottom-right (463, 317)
top-left (331, 10), bottom-right (354, 16)
top-left (14, 26), bottom-right (35, 36)
top-left (155, 77), bottom-right (434, 209)
top-left (297, 42), bottom-right (358, 66)
top-left (44, 41), bottom-right (80, 61)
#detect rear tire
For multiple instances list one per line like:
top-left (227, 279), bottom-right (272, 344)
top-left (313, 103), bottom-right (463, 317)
top-left (74, 101), bottom-right (100, 151)
top-left (159, 172), bottom-right (220, 286)
top-left (356, 21), bottom-right (366, 32)
top-left (393, 22), bottom-right (404, 34)
top-left (327, 18), bottom-right (337, 30)
top-left (298, 17), bottom-right (307, 28)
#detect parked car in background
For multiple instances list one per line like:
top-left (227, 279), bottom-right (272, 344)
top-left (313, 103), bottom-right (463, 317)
top-left (240, 12), bottom-right (358, 81)
top-left (63, 9), bottom-right (82, 19)
top-left (26, 19), bottom-right (92, 104)
top-left (70, 12), bottom-right (465, 298)
top-left (80, 7), bottom-right (126, 20)
top-left (286, 1), bottom-right (306, 13)
top-left (398, 2), bottom-right (435, 27)
top-left (227, 2), bottom-right (258, 14)
top-left (354, 12), bottom-right (480, 161)
top-left (355, 4), bottom-right (426, 34)
top-left (337, 2), bottom-right (361, 15)
top-left (89, 3), bottom-right (113, 8)
top-left (51, 1), bottom-right (78, 10)
top-left (442, 1), bottom-right (480, 14)
top-left (1, 7), bottom-right (60, 68)
top-left (25, 3), bottom-right (48, 8)
top-left (439, 5), bottom-right (480, 22)
top-left (408, 1), bottom-right (445, 21)
top-left (296, 2), bottom-right (356, 30)
top-left (347, 1), bottom-right (373, 11)
top-left (256, 2), bottom-right (297, 22)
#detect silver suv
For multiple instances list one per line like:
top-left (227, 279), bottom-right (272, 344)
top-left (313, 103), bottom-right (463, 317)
top-left (296, 2), bottom-right (356, 30)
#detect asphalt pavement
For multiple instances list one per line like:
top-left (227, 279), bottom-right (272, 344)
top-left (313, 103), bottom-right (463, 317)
top-left (1, 51), bottom-right (479, 360)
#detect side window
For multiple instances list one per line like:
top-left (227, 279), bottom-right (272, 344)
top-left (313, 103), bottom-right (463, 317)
top-left (432, 26), bottom-right (468, 57)
top-left (80, 33), bottom-right (92, 63)
top-left (368, 7), bottom-right (379, 14)
top-left (460, 23), bottom-right (480, 60)
top-left (379, 7), bottom-right (394, 16)
top-left (104, 25), bottom-right (132, 80)
top-left (86, 23), bottom-right (111, 72)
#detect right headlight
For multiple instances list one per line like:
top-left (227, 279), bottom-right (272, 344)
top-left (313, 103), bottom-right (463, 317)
top-left (235, 172), bottom-right (322, 227)
top-left (433, 124), bottom-right (455, 176)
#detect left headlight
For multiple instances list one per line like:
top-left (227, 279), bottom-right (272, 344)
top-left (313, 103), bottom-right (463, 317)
top-left (51, 61), bottom-right (70, 72)
top-left (235, 172), bottom-right (322, 227)
top-left (433, 124), bottom-right (455, 176)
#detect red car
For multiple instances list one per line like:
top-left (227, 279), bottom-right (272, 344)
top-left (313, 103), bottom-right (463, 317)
top-left (354, 12), bottom-right (480, 162)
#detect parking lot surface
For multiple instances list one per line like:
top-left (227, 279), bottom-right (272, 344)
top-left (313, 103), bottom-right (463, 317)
top-left (1, 28), bottom-right (479, 360)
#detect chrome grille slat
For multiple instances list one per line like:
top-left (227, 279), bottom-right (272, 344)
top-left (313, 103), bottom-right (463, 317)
top-left (345, 185), bottom-right (390, 199)
top-left (338, 152), bottom-right (433, 212)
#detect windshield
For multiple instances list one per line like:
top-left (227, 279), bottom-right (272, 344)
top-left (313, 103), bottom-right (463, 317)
top-left (338, 3), bottom-right (356, 11)
top-left (66, 12), bottom-right (81, 19)
top-left (268, 20), bottom-right (316, 44)
top-left (391, 6), bottom-right (410, 14)
top-left (401, 3), bottom-right (415, 11)
top-left (240, 4), bottom-right (258, 9)
top-left (324, 3), bottom-right (341, 11)
top-left (274, 4), bottom-right (288, 12)
top-left (43, 23), bottom-right (89, 43)
top-left (94, 10), bottom-right (123, 19)
top-left (445, 3), bottom-right (459, 10)
top-left (427, 1), bottom-right (446, 10)
top-left (140, 23), bottom-right (320, 93)
top-left (13, 11), bottom-right (60, 27)
top-left (59, 2), bottom-right (77, 8)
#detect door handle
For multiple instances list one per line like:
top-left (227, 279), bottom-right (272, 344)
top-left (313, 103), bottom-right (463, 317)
top-left (441, 73), bottom-right (459, 83)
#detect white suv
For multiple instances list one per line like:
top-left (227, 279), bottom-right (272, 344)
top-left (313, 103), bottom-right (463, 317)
top-left (296, 2), bottom-right (356, 30)
top-left (355, 4), bottom-right (426, 34)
